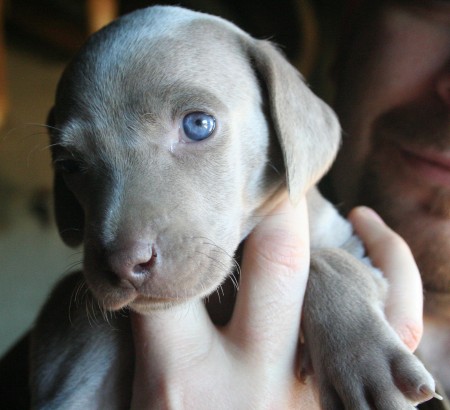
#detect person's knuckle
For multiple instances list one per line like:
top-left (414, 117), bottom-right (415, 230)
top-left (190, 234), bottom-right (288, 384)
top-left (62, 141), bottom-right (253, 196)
top-left (251, 228), bottom-right (309, 275)
top-left (396, 319), bottom-right (423, 352)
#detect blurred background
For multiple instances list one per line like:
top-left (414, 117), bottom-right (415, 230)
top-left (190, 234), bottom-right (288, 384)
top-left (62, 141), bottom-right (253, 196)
top-left (0, 0), bottom-right (344, 356)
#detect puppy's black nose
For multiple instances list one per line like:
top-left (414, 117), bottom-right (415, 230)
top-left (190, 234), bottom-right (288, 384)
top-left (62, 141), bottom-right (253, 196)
top-left (107, 242), bottom-right (157, 289)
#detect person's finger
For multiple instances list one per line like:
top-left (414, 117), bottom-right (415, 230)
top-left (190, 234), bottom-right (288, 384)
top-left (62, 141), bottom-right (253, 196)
top-left (348, 206), bottom-right (423, 351)
top-left (229, 194), bottom-right (310, 361)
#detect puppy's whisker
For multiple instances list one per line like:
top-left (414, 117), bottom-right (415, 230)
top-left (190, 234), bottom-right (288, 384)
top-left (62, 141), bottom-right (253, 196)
top-left (105, 306), bottom-right (121, 330)
top-left (85, 295), bottom-right (100, 328)
top-left (25, 144), bottom-right (51, 167)
top-left (68, 278), bottom-right (87, 324)
top-left (267, 161), bottom-right (282, 176)
top-left (85, 298), bottom-right (93, 327)
top-left (0, 122), bottom-right (61, 149)
top-left (229, 272), bottom-right (240, 292)
top-left (1, 126), bottom-right (22, 143)
top-left (92, 297), bottom-right (100, 325)
top-left (85, 301), bottom-right (93, 328)
top-left (194, 238), bottom-right (242, 294)
top-left (195, 251), bottom-right (231, 276)
top-left (196, 237), bottom-right (236, 257)
top-left (39, 142), bottom-right (64, 153)
top-left (192, 236), bottom-right (235, 256)
top-left (74, 279), bottom-right (87, 302)
top-left (98, 300), bottom-right (112, 326)
top-left (67, 250), bottom-right (84, 262)
top-left (215, 285), bottom-right (223, 303)
top-left (231, 258), bottom-right (241, 277)
top-left (0, 124), bottom-right (48, 144)
top-left (24, 122), bottom-right (64, 134)
top-left (19, 132), bottom-right (52, 146)
top-left (46, 141), bottom-right (64, 148)
top-left (62, 261), bottom-right (83, 277)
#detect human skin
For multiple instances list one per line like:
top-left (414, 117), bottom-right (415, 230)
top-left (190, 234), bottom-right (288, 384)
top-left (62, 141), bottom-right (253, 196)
top-left (330, 0), bottom-right (450, 391)
top-left (130, 196), bottom-right (426, 408)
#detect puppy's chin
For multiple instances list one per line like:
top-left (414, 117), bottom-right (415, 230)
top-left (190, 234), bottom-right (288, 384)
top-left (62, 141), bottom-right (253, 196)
top-left (128, 295), bottom-right (190, 313)
top-left (97, 290), bottom-right (196, 313)
top-left (96, 291), bottom-right (138, 312)
top-left (87, 269), bottom-right (227, 313)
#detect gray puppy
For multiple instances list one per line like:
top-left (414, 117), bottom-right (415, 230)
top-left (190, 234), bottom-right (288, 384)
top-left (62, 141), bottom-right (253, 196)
top-left (31, 6), bottom-right (436, 409)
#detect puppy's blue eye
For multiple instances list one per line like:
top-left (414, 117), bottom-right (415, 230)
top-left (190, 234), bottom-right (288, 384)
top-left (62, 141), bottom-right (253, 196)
top-left (182, 112), bottom-right (216, 141)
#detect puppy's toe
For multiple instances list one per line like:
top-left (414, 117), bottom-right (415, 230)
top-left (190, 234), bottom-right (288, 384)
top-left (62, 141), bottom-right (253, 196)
top-left (319, 381), bottom-right (369, 410)
top-left (390, 351), bottom-right (437, 404)
top-left (358, 345), bottom-right (436, 410)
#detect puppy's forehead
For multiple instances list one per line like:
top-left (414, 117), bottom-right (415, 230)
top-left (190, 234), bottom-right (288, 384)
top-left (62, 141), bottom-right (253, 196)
top-left (55, 6), bottom-right (257, 125)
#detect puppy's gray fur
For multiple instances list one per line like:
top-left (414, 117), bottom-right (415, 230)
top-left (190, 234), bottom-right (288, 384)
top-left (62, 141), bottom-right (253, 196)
top-left (31, 6), bottom-right (435, 409)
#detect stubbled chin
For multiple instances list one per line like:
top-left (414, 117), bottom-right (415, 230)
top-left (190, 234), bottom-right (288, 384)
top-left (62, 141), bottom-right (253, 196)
top-left (423, 292), bottom-right (450, 320)
top-left (398, 215), bottom-right (450, 294)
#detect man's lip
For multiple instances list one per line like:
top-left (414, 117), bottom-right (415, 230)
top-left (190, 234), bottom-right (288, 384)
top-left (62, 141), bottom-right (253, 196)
top-left (397, 144), bottom-right (450, 189)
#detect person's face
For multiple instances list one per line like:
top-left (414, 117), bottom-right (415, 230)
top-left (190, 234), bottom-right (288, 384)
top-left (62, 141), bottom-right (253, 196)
top-left (331, 0), bottom-right (450, 298)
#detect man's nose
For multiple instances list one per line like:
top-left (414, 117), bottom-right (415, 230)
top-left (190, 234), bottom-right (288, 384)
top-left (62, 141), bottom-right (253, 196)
top-left (436, 67), bottom-right (450, 108)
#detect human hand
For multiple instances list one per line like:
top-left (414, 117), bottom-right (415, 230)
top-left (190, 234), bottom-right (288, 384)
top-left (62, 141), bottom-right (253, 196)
top-left (350, 207), bottom-right (438, 404)
top-left (129, 194), bottom-right (321, 409)
top-left (348, 206), bottom-right (424, 352)
top-left (129, 200), bottom-right (428, 409)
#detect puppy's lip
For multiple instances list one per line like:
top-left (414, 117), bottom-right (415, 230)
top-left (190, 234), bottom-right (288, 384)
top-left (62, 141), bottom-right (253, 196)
top-left (128, 294), bottom-right (188, 312)
top-left (103, 294), bottom-right (182, 311)
top-left (133, 294), bottom-right (186, 305)
top-left (102, 292), bottom-right (137, 311)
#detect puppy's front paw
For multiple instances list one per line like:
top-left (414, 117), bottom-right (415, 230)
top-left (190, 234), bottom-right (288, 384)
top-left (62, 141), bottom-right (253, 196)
top-left (304, 249), bottom-right (437, 409)
top-left (308, 316), bottom-right (436, 409)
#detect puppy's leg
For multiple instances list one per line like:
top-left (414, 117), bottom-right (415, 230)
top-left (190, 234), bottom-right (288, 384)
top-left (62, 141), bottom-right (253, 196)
top-left (302, 249), bottom-right (435, 409)
top-left (30, 272), bottom-right (133, 410)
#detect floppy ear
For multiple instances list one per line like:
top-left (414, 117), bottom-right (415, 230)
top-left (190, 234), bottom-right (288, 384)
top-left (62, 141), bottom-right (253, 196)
top-left (48, 108), bottom-right (84, 247)
top-left (248, 40), bottom-right (341, 203)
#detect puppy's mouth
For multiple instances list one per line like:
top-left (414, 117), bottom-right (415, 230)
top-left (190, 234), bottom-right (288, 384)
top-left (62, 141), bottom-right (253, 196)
top-left (96, 288), bottom-right (192, 312)
top-left (83, 235), bottom-right (237, 312)
top-left (129, 295), bottom-right (189, 312)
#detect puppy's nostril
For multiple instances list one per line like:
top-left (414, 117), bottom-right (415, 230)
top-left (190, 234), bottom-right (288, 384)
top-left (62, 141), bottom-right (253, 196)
top-left (137, 259), bottom-right (153, 272)
top-left (106, 243), bottom-right (158, 287)
top-left (134, 248), bottom-right (157, 274)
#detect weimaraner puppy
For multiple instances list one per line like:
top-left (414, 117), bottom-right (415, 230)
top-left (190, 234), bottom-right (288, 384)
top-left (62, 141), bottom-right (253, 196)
top-left (30, 6), bottom-right (436, 409)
